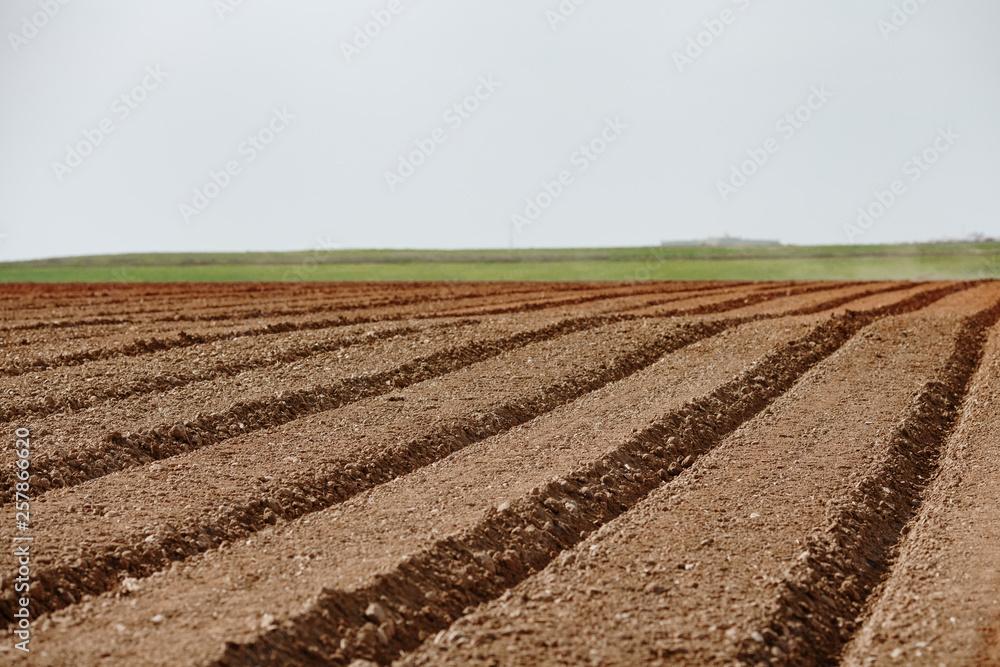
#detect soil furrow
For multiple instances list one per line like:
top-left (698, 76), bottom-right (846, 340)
top-left (12, 311), bottom-right (854, 666)
top-left (212, 312), bottom-right (873, 667)
top-left (0, 284), bottom-right (521, 371)
top-left (42, 283), bottom-right (646, 329)
top-left (0, 314), bottom-right (607, 500)
top-left (750, 282), bottom-right (909, 317)
top-left (630, 281), bottom-right (850, 319)
top-left (0, 283), bottom-right (615, 325)
top-left (589, 284), bottom-right (756, 314)
top-left (0, 288), bottom-right (364, 328)
top-left (572, 283), bottom-right (783, 322)
top-left (0, 283), bottom-right (833, 498)
top-left (1, 309), bottom-right (454, 376)
top-left (733, 284), bottom-right (1000, 666)
top-left (550, 282), bottom-right (774, 320)
top-left (138, 285), bottom-right (600, 325)
top-left (1, 317), bottom-right (360, 376)
top-left (0, 284), bottom-right (570, 368)
top-left (6, 284), bottom-right (959, 664)
top-left (0, 321), bottom-right (438, 423)
top-left (3, 280), bottom-right (990, 665)
top-left (397, 286), bottom-right (987, 667)
top-left (0, 305), bottom-right (483, 377)
top-left (424, 283), bottom-right (748, 318)
top-left (838, 289), bottom-right (1000, 666)
top-left (0, 283), bottom-right (558, 329)
top-left (138, 283), bottom-right (637, 325)
top-left (0, 317), bottom-right (730, 625)
top-left (0, 284), bottom-right (662, 376)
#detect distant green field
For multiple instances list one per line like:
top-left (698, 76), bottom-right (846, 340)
top-left (1, 243), bottom-right (998, 282)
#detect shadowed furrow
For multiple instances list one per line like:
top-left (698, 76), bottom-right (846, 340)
top-left (0, 317), bottom-right (732, 625)
top-left (736, 287), bottom-right (1000, 665)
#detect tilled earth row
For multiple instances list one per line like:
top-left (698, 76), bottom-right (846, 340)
top-left (0, 282), bottom-right (837, 500)
top-left (0, 282), bottom-right (733, 376)
top-left (0, 283), bottom-right (588, 326)
top-left (1, 281), bottom-right (997, 666)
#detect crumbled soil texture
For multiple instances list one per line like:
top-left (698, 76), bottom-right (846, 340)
top-left (1, 280), bottom-right (997, 666)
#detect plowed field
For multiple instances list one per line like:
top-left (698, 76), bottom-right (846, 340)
top-left (2, 281), bottom-right (999, 666)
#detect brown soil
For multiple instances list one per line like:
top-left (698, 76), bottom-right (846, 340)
top-left (0, 281), bottom-right (996, 666)
top-left (840, 289), bottom-right (1000, 666)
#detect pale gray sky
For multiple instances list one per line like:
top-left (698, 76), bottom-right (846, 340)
top-left (1, 0), bottom-right (998, 261)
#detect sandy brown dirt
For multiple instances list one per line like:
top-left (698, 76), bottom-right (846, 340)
top-left (840, 290), bottom-right (1000, 667)
top-left (0, 283), bottom-right (661, 375)
top-left (0, 281), bottom-right (997, 666)
top-left (402, 284), bottom-right (1000, 666)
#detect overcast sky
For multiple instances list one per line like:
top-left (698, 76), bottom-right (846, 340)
top-left (1, 0), bottom-right (998, 261)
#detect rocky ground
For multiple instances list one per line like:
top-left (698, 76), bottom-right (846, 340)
top-left (1, 280), bottom-right (997, 665)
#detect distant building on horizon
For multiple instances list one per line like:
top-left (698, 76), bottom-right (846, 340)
top-left (661, 234), bottom-right (781, 248)
top-left (939, 232), bottom-right (998, 243)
